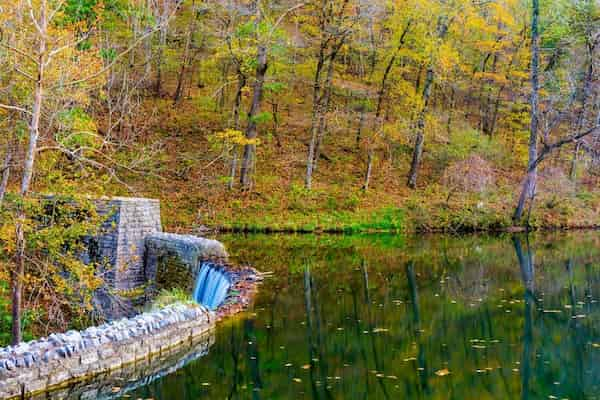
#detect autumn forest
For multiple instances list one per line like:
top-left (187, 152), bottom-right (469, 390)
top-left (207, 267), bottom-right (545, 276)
top-left (0, 0), bottom-right (599, 349)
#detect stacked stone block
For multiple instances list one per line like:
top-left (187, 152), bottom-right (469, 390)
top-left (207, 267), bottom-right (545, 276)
top-left (91, 197), bottom-right (162, 291)
top-left (145, 232), bottom-right (228, 283)
top-left (0, 304), bottom-right (214, 399)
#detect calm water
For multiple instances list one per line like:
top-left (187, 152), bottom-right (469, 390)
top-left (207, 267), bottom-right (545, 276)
top-left (124, 232), bottom-right (600, 400)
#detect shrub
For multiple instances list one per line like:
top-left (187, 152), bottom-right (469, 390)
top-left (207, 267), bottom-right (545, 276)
top-left (442, 155), bottom-right (495, 202)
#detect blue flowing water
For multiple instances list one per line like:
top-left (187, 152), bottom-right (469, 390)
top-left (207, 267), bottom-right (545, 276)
top-left (192, 262), bottom-right (231, 310)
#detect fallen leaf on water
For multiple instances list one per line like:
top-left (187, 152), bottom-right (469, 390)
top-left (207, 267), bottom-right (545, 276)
top-left (372, 328), bottom-right (389, 333)
top-left (293, 378), bottom-right (302, 383)
top-left (403, 357), bottom-right (417, 362)
top-left (111, 387), bottom-right (121, 393)
top-left (435, 369), bottom-right (450, 376)
top-left (302, 364), bottom-right (311, 370)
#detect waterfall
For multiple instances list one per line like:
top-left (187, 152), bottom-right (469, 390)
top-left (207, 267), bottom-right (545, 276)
top-left (193, 262), bottom-right (231, 310)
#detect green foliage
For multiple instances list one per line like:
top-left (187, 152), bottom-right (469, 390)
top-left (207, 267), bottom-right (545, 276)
top-left (152, 288), bottom-right (192, 309)
top-left (250, 112), bottom-right (273, 125)
top-left (0, 195), bottom-right (104, 335)
top-left (55, 107), bottom-right (99, 150)
top-left (0, 282), bottom-right (35, 346)
top-left (100, 48), bottom-right (117, 62)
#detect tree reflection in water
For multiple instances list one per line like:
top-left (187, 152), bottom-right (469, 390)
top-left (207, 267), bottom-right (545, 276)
top-left (118, 232), bottom-right (600, 400)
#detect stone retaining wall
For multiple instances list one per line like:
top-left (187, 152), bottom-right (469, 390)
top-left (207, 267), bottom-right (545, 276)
top-left (145, 232), bottom-right (229, 293)
top-left (0, 304), bottom-right (214, 399)
top-left (145, 232), bottom-right (228, 273)
top-left (29, 332), bottom-right (215, 400)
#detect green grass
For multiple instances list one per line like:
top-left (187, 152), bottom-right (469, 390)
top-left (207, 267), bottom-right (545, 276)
top-left (218, 207), bottom-right (405, 233)
top-left (152, 288), bottom-right (193, 309)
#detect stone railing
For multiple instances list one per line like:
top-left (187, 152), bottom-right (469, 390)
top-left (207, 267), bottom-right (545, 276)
top-left (0, 304), bottom-right (214, 399)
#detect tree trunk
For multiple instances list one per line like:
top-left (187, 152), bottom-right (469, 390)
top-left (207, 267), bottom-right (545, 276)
top-left (514, 0), bottom-right (540, 222)
top-left (569, 142), bottom-right (581, 181)
top-left (173, 1), bottom-right (197, 104)
top-left (312, 48), bottom-right (338, 173)
top-left (240, 7), bottom-right (268, 190)
top-left (569, 42), bottom-right (595, 182)
top-left (13, 0), bottom-right (47, 345)
top-left (407, 68), bottom-right (434, 189)
top-left (355, 107), bottom-right (366, 148)
top-left (229, 72), bottom-right (246, 190)
top-left (0, 143), bottom-right (12, 207)
top-left (155, 25), bottom-right (167, 96)
top-left (362, 22), bottom-right (412, 190)
top-left (447, 86), bottom-right (456, 136)
top-left (305, 43), bottom-right (327, 190)
top-left (363, 147), bottom-right (374, 191)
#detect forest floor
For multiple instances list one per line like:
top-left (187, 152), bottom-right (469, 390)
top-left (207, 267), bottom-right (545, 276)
top-left (104, 84), bottom-right (600, 234)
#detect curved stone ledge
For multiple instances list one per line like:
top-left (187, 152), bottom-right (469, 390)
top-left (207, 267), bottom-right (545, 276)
top-left (28, 332), bottom-right (215, 400)
top-left (0, 303), bottom-right (214, 399)
top-left (146, 232), bottom-right (228, 263)
top-left (144, 233), bottom-right (230, 295)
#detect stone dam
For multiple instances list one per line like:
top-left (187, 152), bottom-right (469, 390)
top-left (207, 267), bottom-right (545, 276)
top-left (0, 197), bottom-right (258, 399)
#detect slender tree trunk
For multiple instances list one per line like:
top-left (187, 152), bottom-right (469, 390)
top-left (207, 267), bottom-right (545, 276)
top-left (13, 0), bottom-right (47, 345)
top-left (356, 107), bottom-right (366, 148)
top-left (569, 142), bottom-right (582, 180)
top-left (415, 63), bottom-right (423, 92)
top-left (313, 49), bottom-right (338, 173)
top-left (447, 86), bottom-right (456, 136)
top-left (143, 0), bottom-right (153, 82)
top-left (271, 101), bottom-right (281, 147)
top-left (240, 7), bottom-right (268, 190)
top-left (173, 1), bottom-right (197, 104)
top-left (363, 22), bottom-right (412, 190)
top-left (155, 25), bottom-right (167, 96)
top-left (363, 147), bottom-right (374, 190)
top-left (305, 44), bottom-right (327, 190)
top-left (407, 68), bottom-right (434, 189)
top-left (229, 72), bottom-right (246, 190)
top-left (514, 0), bottom-right (540, 222)
top-left (0, 142), bottom-right (12, 207)
top-left (482, 54), bottom-right (499, 135)
top-left (569, 43), bottom-right (594, 181)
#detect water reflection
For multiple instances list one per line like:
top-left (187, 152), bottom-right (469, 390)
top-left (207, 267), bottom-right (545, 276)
top-left (122, 232), bottom-right (600, 399)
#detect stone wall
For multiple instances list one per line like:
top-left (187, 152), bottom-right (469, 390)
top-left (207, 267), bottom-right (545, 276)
top-left (90, 197), bottom-right (162, 291)
top-left (0, 304), bottom-right (214, 400)
top-left (145, 232), bottom-right (229, 290)
top-left (29, 332), bottom-right (214, 400)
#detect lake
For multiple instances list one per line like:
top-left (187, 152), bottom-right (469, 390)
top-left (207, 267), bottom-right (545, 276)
top-left (121, 232), bottom-right (600, 399)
